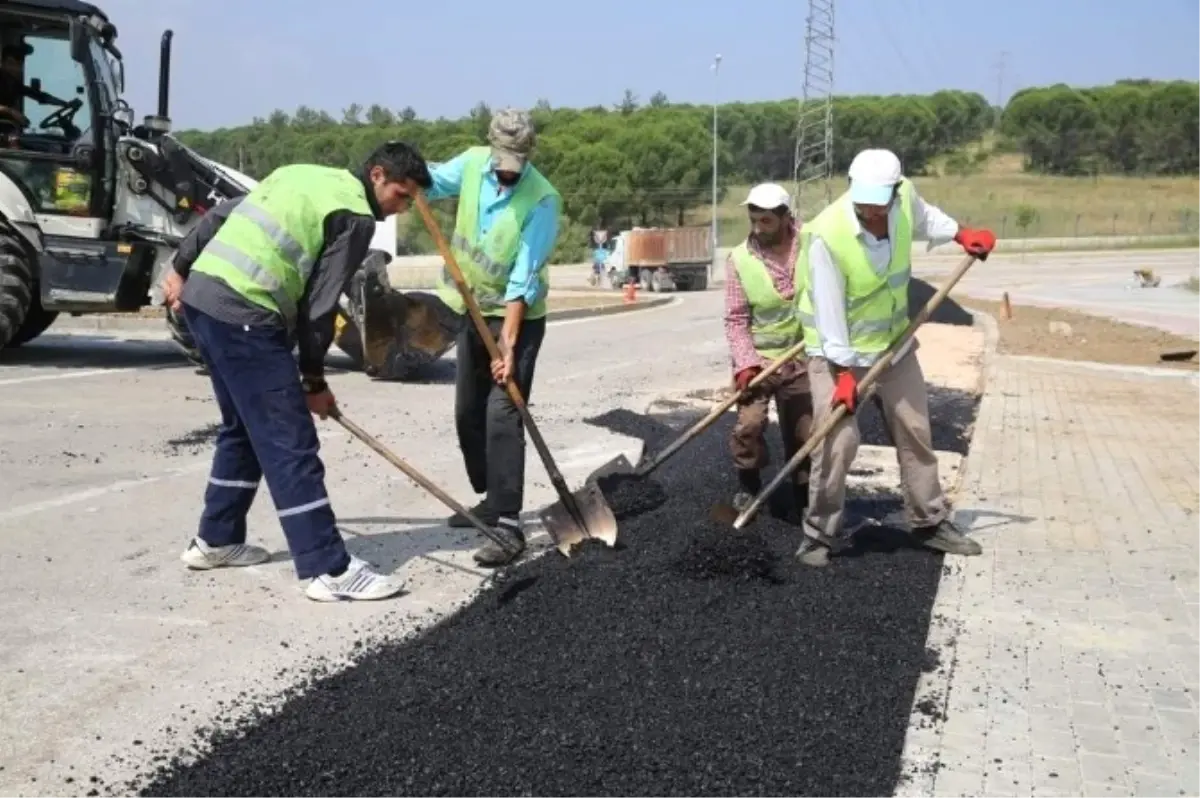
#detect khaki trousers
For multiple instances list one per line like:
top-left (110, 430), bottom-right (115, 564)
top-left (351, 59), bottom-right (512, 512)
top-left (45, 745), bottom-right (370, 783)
top-left (803, 353), bottom-right (949, 544)
top-left (729, 368), bottom-right (814, 485)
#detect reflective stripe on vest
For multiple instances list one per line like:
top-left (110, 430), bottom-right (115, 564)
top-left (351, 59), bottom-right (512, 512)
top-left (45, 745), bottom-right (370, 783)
top-left (795, 180), bottom-right (914, 361)
top-left (730, 242), bottom-right (804, 360)
top-left (436, 146), bottom-right (561, 319)
top-left (190, 164), bottom-right (373, 327)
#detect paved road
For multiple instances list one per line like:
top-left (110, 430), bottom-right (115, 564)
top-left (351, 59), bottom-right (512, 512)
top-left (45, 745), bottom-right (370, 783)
top-left (912, 248), bottom-right (1200, 338)
top-left (0, 246), bottom-right (1194, 795)
top-left (0, 293), bottom-right (728, 794)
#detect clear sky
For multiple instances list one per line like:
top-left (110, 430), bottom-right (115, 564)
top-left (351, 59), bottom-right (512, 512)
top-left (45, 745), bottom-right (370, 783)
top-left (99, 0), bottom-right (1199, 131)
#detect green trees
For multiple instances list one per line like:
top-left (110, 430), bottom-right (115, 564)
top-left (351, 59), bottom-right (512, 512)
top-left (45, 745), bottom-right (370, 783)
top-left (175, 80), bottom-right (1197, 259)
top-left (1000, 80), bottom-right (1199, 175)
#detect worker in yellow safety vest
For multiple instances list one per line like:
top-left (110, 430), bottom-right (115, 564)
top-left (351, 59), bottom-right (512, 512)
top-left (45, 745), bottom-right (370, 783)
top-left (723, 183), bottom-right (813, 518)
top-left (423, 108), bottom-right (562, 568)
top-left (793, 148), bottom-right (996, 567)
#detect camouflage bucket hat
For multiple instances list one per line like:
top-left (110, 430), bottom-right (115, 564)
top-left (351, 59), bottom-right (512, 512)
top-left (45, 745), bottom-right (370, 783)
top-left (488, 108), bottom-right (536, 172)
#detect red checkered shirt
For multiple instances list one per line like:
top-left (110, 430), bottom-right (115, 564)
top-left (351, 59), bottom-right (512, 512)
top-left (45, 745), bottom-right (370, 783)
top-left (723, 221), bottom-right (802, 375)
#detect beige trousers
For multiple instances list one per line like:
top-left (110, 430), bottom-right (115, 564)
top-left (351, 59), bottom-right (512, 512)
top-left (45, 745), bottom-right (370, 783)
top-left (803, 353), bottom-right (949, 544)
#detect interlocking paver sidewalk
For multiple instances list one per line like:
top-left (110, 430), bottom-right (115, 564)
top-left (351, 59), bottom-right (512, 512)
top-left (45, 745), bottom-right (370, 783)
top-left (899, 350), bottom-right (1200, 798)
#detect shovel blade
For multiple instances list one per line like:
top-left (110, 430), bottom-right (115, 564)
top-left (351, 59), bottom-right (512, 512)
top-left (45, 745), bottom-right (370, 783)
top-left (537, 482), bottom-right (619, 557)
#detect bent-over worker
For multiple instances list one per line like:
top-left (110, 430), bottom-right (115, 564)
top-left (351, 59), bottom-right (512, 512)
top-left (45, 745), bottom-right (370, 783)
top-left (724, 183), bottom-right (814, 516)
top-left (424, 108), bottom-right (562, 567)
top-left (794, 148), bottom-right (996, 567)
top-left (160, 142), bottom-right (433, 602)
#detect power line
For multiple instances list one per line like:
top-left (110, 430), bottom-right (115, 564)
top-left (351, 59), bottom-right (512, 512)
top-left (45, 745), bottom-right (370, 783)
top-left (792, 0), bottom-right (835, 221)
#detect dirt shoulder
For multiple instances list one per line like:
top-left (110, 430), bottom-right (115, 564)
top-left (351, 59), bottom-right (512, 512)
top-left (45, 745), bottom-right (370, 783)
top-left (961, 299), bottom-right (1199, 371)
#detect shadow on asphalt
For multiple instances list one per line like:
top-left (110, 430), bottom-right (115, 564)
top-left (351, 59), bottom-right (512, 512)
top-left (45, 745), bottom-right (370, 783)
top-left (910, 278), bottom-right (976, 327)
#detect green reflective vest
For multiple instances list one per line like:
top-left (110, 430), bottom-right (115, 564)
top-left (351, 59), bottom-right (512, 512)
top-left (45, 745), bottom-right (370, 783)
top-left (729, 241), bottom-right (804, 361)
top-left (190, 164), bottom-right (373, 327)
top-left (436, 146), bottom-right (561, 320)
top-left (796, 179), bottom-right (914, 362)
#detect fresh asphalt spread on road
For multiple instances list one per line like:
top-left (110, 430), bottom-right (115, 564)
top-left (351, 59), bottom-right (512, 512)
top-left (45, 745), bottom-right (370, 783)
top-left (125, 386), bottom-right (980, 797)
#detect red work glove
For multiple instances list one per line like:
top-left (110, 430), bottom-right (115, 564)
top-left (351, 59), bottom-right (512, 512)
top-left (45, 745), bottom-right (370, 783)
top-left (831, 370), bottom-right (858, 413)
top-left (955, 227), bottom-right (996, 261)
top-left (734, 366), bottom-right (761, 392)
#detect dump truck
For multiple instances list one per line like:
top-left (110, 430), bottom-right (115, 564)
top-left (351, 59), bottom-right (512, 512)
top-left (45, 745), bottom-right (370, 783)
top-left (0, 0), bottom-right (455, 380)
top-left (605, 226), bottom-right (712, 292)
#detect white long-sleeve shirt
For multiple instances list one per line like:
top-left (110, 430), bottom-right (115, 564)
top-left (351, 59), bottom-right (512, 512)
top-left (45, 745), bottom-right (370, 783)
top-left (807, 188), bottom-right (960, 368)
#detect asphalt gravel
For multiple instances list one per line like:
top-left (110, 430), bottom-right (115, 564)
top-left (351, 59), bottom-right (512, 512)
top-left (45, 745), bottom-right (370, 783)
top-left (127, 385), bottom-right (979, 798)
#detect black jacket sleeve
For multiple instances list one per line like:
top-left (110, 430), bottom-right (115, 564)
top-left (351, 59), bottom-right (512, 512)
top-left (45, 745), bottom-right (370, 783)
top-left (295, 210), bottom-right (378, 378)
top-left (172, 196), bottom-right (244, 278)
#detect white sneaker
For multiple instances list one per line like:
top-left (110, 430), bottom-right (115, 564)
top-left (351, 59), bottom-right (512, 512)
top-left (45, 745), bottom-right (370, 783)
top-left (180, 537), bottom-right (270, 570)
top-left (305, 556), bottom-right (405, 602)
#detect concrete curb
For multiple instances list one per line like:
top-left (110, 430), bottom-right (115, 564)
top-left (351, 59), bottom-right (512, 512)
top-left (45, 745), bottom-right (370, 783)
top-left (895, 309), bottom-right (998, 798)
top-left (41, 297), bottom-right (677, 336)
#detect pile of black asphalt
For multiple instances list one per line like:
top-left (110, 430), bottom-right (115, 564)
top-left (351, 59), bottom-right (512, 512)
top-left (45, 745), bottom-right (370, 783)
top-left (128, 385), bottom-right (979, 798)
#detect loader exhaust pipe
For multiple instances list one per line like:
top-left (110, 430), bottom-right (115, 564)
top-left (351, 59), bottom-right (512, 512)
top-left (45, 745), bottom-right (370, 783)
top-left (157, 30), bottom-right (172, 120)
top-left (143, 29), bottom-right (173, 136)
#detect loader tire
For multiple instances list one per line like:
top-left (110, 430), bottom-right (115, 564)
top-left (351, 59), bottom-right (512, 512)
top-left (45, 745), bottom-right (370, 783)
top-left (11, 301), bottom-right (58, 346)
top-left (0, 228), bottom-right (34, 352)
top-left (165, 305), bottom-right (207, 373)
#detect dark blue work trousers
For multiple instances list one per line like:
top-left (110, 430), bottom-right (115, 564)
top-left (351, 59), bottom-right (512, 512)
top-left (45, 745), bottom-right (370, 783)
top-left (181, 303), bottom-right (351, 580)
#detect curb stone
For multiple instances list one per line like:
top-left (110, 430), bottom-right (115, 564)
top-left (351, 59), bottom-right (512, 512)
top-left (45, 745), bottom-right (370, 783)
top-left (894, 308), bottom-right (998, 797)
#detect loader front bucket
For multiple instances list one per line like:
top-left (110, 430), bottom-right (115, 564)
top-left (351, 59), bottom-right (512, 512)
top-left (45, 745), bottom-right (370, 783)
top-left (335, 252), bottom-right (464, 380)
top-left (537, 480), bottom-right (619, 556)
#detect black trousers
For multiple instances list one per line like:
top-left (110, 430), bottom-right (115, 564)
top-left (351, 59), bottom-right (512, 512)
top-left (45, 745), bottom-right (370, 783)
top-left (454, 315), bottom-right (546, 518)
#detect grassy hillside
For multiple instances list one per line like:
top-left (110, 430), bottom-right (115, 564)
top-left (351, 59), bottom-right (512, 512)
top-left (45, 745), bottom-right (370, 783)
top-left (696, 148), bottom-right (1200, 247)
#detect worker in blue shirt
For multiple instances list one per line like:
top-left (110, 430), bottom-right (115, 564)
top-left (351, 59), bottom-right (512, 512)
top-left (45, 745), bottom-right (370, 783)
top-left (424, 108), bottom-right (562, 567)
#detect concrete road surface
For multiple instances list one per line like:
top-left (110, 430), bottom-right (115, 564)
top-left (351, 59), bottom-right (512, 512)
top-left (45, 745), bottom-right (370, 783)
top-left (0, 246), bottom-right (1192, 794)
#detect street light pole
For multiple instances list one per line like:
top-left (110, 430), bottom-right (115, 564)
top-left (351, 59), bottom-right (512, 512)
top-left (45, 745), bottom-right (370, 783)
top-left (710, 53), bottom-right (722, 283)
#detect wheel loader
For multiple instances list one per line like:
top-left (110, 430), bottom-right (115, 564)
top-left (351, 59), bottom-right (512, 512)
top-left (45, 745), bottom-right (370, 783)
top-left (0, 0), bottom-right (460, 380)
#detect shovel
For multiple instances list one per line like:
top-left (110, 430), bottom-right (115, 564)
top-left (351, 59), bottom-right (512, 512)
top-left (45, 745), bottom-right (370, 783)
top-left (329, 407), bottom-right (522, 558)
top-left (590, 339), bottom-right (809, 485)
top-left (714, 254), bottom-right (981, 530)
top-left (407, 186), bottom-right (619, 557)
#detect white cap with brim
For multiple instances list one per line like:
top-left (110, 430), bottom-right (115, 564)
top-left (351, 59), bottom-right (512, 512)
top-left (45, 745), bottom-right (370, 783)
top-left (740, 182), bottom-right (791, 210)
top-left (847, 148), bottom-right (903, 206)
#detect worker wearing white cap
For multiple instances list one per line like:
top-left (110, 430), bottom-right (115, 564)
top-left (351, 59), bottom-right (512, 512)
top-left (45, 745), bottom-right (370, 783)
top-left (723, 182), bottom-right (814, 517)
top-left (793, 148), bottom-right (996, 567)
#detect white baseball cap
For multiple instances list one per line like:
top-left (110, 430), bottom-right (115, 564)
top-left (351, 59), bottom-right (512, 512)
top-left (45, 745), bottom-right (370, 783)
top-left (740, 182), bottom-right (791, 211)
top-left (848, 149), bottom-right (903, 206)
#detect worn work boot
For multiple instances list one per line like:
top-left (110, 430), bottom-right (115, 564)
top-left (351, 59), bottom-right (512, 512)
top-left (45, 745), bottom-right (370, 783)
top-left (447, 500), bottom-right (499, 529)
top-left (732, 468), bottom-right (763, 512)
top-left (473, 517), bottom-right (525, 568)
top-left (912, 519), bottom-right (983, 556)
top-left (795, 536), bottom-right (831, 567)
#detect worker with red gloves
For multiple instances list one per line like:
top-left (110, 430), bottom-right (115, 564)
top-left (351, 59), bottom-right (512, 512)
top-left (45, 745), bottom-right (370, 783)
top-left (723, 183), bottom-right (814, 516)
top-left (793, 148), bottom-right (995, 567)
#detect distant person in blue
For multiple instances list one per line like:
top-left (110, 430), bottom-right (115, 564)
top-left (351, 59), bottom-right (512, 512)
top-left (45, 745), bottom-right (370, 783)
top-left (590, 227), bottom-right (610, 286)
top-left (422, 108), bottom-right (562, 567)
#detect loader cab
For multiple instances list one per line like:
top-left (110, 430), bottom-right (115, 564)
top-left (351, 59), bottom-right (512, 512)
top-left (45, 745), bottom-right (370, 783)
top-left (0, 5), bottom-right (120, 229)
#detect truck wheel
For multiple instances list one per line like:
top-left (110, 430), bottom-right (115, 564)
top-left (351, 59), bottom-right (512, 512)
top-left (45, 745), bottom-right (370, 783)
top-left (11, 300), bottom-right (58, 345)
top-left (165, 306), bottom-right (207, 374)
top-left (690, 273), bottom-right (709, 291)
top-left (0, 228), bottom-right (33, 351)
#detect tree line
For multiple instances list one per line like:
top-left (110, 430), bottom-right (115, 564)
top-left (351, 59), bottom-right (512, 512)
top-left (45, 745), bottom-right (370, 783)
top-left (175, 80), bottom-right (1198, 260)
top-left (1001, 80), bottom-right (1198, 175)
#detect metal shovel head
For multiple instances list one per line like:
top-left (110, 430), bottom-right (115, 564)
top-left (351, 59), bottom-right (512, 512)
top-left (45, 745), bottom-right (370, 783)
top-left (537, 481), bottom-right (619, 557)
